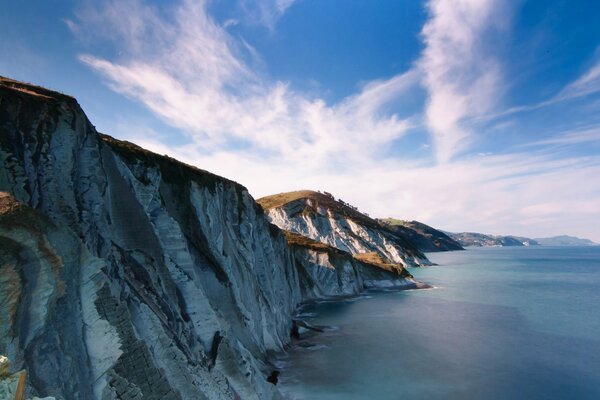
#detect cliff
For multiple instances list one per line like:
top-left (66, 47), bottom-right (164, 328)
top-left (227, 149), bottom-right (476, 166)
top-left (378, 218), bottom-right (463, 252)
top-left (257, 190), bottom-right (431, 268)
top-left (0, 77), bottom-right (423, 399)
top-left (0, 76), bottom-right (305, 399)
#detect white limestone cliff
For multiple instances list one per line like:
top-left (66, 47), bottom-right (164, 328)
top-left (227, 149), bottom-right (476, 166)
top-left (258, 191), bottom-right (431, 268)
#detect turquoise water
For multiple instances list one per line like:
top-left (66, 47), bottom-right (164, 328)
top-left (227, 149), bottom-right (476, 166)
top-left (277, 247), bottom-right (600, 399)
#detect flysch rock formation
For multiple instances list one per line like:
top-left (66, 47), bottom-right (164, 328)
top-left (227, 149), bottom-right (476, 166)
top-left (284, 231), bottom-right (429, 301)
top-left (0, 76), bottom-right (425, 399)
top-left (257, 191), bottom-right (432, 268)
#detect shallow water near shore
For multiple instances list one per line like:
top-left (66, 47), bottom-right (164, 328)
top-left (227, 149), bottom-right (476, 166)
top-left (277, 246), bottom-right (600, 400)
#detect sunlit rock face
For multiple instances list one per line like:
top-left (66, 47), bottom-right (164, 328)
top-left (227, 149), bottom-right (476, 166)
top-left (294, 247), bottom-right (365, 298)
top-left (0, 77), bottom-right (303, 400)
top-left (258, 191), bottom-right (431, 268)
top-left (284, 232), bottom-right (425, 300)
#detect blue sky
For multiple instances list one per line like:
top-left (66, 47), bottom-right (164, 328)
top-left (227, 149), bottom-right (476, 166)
top-left (1, 0), bottom-right (600, 241)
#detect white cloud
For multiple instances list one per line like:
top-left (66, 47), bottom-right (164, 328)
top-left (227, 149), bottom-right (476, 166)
top-left (485, 50), bottom-right (600, 119)
top-left (74, 0), bottom-right (600, 242)
top-left (418, 0), bottom-right (507, 163)
top-left (238, 0), bottom-right (297, 30)
top-left (78, 0), bottom-right (417, 169)
top-left (556, 55), bottom-right (600, 101)
top-left (524, 126), bottom-right (600, 147)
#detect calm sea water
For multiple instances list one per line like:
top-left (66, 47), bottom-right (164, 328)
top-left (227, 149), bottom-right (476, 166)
top-left (277, 246), bottom-right (600, 400)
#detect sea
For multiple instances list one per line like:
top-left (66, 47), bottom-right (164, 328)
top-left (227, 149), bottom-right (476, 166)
top-left (276, 246), bottom-right (600, 400)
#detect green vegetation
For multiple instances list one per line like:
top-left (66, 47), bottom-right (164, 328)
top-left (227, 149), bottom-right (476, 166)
top-left (380, 218), bottom-right (409, 226)
top-left (284, 231), bottom-right (410, 277)
top-left (353, 252), bottom-right (407, 276)
top-left (0, 76), bottom-right (75, 102)
top-left (100, 134), bottom-right (246, 195)
top-left (283, 230), bottom-right (347, 255)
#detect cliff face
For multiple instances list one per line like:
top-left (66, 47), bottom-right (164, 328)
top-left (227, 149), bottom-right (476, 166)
top-left (283, 231), bottom-right (423, 300)
top-left (0, 77), bottom-right (303, 400)
top-left (378, 219), bottom-right (463, 252)
top-left (257, 191), bottom-right (431, 268)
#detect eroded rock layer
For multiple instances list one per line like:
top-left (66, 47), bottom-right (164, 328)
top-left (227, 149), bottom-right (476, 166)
top-left (284, 231), bottom-right (426, 300)
top-left (258, 191), bottom-right (431, 267)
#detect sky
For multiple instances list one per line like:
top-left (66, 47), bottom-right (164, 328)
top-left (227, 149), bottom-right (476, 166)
top-left (1, 0), bottom-right (600, 241)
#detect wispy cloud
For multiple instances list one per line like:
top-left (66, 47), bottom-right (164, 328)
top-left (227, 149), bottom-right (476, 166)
top-left (237, 0), bottom-right (297, 30)
top-left (486, 50), bottom-right (600, 119)
top-left (524, 126), bottom-right (600, 147)
top-left (418, 0), bottom-right (509, 163)
top-left (555, 53), bottom-right (600, 101)
top-left (72, 0), bottom-right (600, 241)
top-left (77, 0), bottom-right (417, 168)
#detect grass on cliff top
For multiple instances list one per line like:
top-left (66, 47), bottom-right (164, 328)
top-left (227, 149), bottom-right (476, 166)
top-left (352, 252), bottom-right (406, 275)
top-left (379, 218), bottom-right (409, 226)
top-left (257, 190), bottom-right (330, 209)
top-left (284, 230), bottom-right (408, 276)
top-left (0, 76), bottom-right (76, 102)
top-left (283, 230), bottom-right (347, 255)
top-left (100, 134), bottom-right (247, 194)
top-left (380, 218), bottom-right (432, 234)
top-left (257, 190), bottom-right (380, 229)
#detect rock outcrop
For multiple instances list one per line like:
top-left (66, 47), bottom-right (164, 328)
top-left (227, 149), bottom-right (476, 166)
top-left (0, 77), bottom-right (426, 399)
top-left (284, 231), bottom-right (426, 300)
top-left (257, 191), bottom-right (431, 268)
top-left (378, 219), bottom-right (463, 252)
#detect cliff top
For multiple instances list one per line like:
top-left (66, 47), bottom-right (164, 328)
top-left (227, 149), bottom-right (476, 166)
top-left (0, 76), bottom-right (248, 195)
top-left (257, 190), bottom-right (380, 229)
top-left (99, 134), bottom-right (247, 193)
top-left (257, 190), bottom-right (331, 209)
top-left (379, 218), bottom-right (411, 226)
top-left (381, 218), bottom-right (442, 234)
top-left (0, 76), bottom-right (76, 103)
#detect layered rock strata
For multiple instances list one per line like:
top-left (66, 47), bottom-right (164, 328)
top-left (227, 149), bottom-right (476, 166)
top-left (0, 77), bottom-right (423, 399)
top-left (258, 191), bottom-right (431, 267)
top-left (284, 231), bottom-right (426, 300)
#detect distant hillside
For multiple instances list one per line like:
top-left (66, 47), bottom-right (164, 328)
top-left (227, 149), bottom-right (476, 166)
top-left (379, 218), bottom-right (464, 252)
top-left (534, 235), bottom-right (598, 246)
top-left (257, 190), bottom-right (431, 268)
top-left (447, 232), bottom-right (539, 247)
